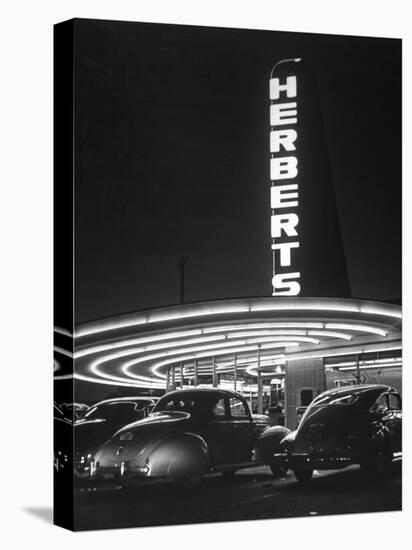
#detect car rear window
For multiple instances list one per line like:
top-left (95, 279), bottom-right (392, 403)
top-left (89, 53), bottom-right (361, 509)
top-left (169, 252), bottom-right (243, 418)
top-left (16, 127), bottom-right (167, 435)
top-left (299, 393), bottom-right (359, 425)
top-left (311, 393), bottom-right (359, 407)
top-left (154, 394), bottom-right (225, 419)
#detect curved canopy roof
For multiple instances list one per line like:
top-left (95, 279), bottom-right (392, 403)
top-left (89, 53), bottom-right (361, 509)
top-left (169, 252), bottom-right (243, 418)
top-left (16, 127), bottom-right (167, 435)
top-left (54, 297), bottom-right (402, 389)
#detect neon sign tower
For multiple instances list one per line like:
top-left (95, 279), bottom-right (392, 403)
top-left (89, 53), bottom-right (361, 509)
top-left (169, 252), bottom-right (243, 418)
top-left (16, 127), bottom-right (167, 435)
top-left (270, 57), bottom-right (302, 296)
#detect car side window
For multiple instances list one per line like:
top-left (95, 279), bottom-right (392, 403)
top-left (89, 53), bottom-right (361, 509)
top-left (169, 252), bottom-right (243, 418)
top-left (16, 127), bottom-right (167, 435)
top-left (229, 397), bottom-right (248, 418)
top-left (162, 399), bottom-right (186, 411)
top-left (371, 393), bottom-right (389, 413)
top-left (108, 403), bottom-right (140, 423)
top-left (212, 398), bottom-right (227, 418)
top-left (389, 393), bottom-right (402, 411)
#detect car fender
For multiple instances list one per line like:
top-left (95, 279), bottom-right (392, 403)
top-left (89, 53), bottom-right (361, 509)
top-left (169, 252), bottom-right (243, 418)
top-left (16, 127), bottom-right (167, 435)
top-left (147, 432), bottom-right (211, 478)
top-left (253, 425), bottom-right (291, 463)
top-left (359, 420), bottom-right (392, 459)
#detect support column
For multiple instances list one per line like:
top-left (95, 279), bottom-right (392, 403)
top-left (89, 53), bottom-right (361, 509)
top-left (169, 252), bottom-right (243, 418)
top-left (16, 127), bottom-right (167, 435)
top-left (233, 352), bottom-right (237, 392)
top-left (212, 356), bottom-right (217, 387)
top-left (284, 357), bottom-right (325, 429)
top-left (355, 354), bottom-right (361, 384)
top-left (257, 345), bottom-right (263, 415)
top-left (194, 359), bottom-right (198, 387)
top-left (166, 367), bottom-right (170, 392)
top-left (171, 365), bottom-right (176, 391)
top-left (180, 362), bottom-right (184, 389)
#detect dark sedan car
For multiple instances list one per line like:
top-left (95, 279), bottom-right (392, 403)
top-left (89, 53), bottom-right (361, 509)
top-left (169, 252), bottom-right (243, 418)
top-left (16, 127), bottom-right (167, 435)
top-left (92, 388), bottom-right (290, 487)
top-left (275, 384), bottom-right (402, 482)
top-left (54, 403), bottom-right (72, 475)
top-left (60, 402), bottom-right (89, 420)
top-left (73, 396), bottom-right (159, 478)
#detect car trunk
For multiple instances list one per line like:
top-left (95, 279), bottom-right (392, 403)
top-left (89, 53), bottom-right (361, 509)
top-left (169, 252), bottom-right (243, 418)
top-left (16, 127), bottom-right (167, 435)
top-left (294, 404), bottom-right (359, 456)
top-left (95, 411), bottom-right (190, 467)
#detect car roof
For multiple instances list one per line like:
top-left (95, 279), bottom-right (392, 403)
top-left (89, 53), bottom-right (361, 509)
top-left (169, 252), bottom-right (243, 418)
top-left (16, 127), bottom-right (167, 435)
top-left (315, 384), bottom-right (396, 400)
top-left (91, 396), bottom-right (159, 407)
top-left (158, 387), bottom-right (245, 401)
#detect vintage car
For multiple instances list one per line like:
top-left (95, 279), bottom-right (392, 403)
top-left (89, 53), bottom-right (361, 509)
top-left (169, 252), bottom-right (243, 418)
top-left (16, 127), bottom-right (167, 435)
top-left (274, 384), bottom-right (402, 482)
top-left (73, 396), bottom-right (159, 478)
top-left (92, 388), bottom-right (290, 486)
top-left (54, 403), bottom-right (72, 475)
top-left (60, 401), bottom-right (89, 420)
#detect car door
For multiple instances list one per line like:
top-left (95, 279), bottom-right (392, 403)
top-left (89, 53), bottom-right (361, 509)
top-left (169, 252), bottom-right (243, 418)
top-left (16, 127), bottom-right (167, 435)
top-left (228, 396), bottom-right (255, 464)
top-left (194, 396), bottom-right (236, 467)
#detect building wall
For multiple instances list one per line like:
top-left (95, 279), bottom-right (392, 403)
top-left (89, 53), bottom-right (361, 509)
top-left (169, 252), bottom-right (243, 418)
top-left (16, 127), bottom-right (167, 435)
top-left (285, 358), bottom-right (325, 429)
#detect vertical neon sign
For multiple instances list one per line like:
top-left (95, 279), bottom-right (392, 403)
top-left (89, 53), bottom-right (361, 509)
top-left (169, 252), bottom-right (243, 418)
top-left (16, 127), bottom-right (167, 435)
top-left (270, 58), bottom-right (302, 296)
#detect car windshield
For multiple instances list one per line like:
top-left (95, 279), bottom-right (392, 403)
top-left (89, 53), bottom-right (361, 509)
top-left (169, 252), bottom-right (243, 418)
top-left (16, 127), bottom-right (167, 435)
top-left (84, 402), bottom-right (139, 422)
top-left (134, 400), bottom-right (153, 410)
top-left (154, 393), bottom-right (220, 418)
top-left (312, 393), bottom-right (359, 407)
top-left (54, 404), bottom-right (66, 419)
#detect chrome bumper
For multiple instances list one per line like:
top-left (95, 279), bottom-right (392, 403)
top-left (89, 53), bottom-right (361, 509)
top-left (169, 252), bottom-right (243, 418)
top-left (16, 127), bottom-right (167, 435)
top-left (90, 460), bottom-right (150, 480)
top-left (273, 452), bottom-right (353, 469)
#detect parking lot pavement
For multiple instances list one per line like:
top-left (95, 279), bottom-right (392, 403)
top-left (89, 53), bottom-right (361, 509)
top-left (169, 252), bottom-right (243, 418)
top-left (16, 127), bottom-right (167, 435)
top-left (73, 463), bottom-right (402, 531)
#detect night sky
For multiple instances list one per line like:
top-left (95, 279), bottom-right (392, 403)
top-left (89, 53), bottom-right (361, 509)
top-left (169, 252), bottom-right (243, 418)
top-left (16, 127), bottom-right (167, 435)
top-left (74, 19), bottom-right (401, 324)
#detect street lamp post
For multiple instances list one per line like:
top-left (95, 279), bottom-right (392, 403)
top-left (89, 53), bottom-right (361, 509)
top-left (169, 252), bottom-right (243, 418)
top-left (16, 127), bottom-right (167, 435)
top-left (270, 57), bottom-right (301, 79)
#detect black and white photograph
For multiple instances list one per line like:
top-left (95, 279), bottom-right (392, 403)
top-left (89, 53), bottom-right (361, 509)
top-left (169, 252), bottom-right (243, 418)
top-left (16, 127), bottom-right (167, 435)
top-left (53, 17), bottom-right (402, 531)
top-left (2, 1), bottom-right (409, 546)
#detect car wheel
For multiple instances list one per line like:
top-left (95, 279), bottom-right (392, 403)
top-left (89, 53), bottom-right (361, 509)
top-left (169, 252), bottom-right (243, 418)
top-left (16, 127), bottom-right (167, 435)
top-left (293, 464), bottom-right (313, 482)
top-left (360, 446), bottom-right (393, 478)
top-left (270, 462), bottom-right (288, 477)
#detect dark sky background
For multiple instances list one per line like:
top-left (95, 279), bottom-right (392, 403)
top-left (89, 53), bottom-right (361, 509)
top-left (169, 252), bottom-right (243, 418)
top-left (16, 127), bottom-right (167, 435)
top-left (74, 19), bottom-right (401, 325)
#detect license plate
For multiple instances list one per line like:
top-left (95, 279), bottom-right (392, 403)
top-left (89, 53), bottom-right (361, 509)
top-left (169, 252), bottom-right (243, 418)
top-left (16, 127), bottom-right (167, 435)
top-left (119, 432), bottom-right (134, 441)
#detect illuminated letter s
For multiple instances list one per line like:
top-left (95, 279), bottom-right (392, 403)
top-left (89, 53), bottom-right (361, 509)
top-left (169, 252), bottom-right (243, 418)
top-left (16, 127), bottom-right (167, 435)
top-left (272, 272), bottom-right (301, 296)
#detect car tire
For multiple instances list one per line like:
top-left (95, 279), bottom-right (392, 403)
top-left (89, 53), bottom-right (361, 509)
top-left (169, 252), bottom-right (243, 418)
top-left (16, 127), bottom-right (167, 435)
top-left (360, 446), bottom-right (393, 478)
top-left (270, 462), bottom-right (288, 477)
top-left (293, 464), bottom-right (313, 482)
